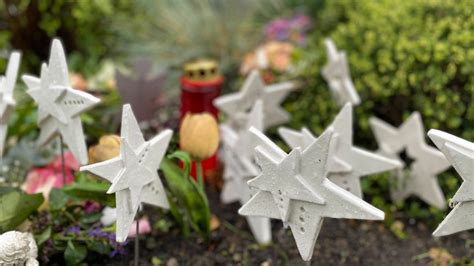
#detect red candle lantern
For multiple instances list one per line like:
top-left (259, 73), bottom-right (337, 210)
top-left (180, 59), bottom-right (223, 179)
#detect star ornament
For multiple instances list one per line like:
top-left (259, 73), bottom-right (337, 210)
top-left (369, 112), bottom-right (450, 209)
top-left (279, 103), bottom-right (401, 198)
top-left (22, 39), bottom-right (100, 165)
top-left (239, 127), bottom-right (384, 261)
top-left (81, 104), bottom-right (172, 242)
top-left (220, 100), bottom-right (272, 244)
top-left (428, 129), bottom-right (474, 236)
top-left (0, 51), bottom-right (21, 155)
top-left (321, 38), bottom-right (361, 106)
top-left (213, 69), bottom-right (296, 131)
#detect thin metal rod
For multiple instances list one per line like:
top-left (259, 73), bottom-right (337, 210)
top-left (305, 259), bottom-right (312, 266)
top-left (134, 216), bottom-right (139, 266)
top-left (59, 136), bottom-right (66, 186)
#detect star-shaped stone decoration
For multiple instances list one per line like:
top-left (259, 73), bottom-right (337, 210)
top-left (22, 39), bottom-right (100, 165)
top-left (321, 38), bottom-right (361, 106)
top-left (220, 100), bottom-right (272, 244)
top-left (239, 127), bottom-right (384, 261)
top-left (428, 129), bottom-right (474, 236)
top-left (279, 103), bottom-right (401, 198)
top-left (369, 112), bottom-right (450, 209)
top-left (81, 104), bottom-right (172, 242)
top-left (0, 52), bottom-right (20, 155)
top-left (213, 69), bottom-right (295, 131)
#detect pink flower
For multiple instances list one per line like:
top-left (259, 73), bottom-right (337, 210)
top-left (22, 152), bottom-right (78, 200)
top-left (127, 217), bottom-right (152, 238)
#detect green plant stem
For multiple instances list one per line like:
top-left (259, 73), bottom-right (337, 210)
top-left (196, 160), bottom-right (204, 190)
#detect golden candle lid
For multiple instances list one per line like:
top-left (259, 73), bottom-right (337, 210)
top-left (183, 59), bottom-right (220, 81)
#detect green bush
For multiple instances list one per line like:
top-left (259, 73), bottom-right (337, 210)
top-left (286, 0), bottom-right (473, 226)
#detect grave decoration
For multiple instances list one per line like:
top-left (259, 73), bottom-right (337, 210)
top-left (369, 112), bottom-right (450, 209)
top-left (22, 39), bottom-right (101, 166)
top-left (321, 38), bottom-right (360, 106)
top-left (428, 129), bottom-right (474, 236)
top-left (220, 100), bottom-right (272, 244)
top-left (239, 126), bottom-right (384, 261)
top-left (213, 69), bottom-right (295, 131)
top-left (81, 104), bottom-right (173, 243)
top-left (279, 103), bottom-right (401, 198)
top-left (0, 52), bottom-right (21, 156)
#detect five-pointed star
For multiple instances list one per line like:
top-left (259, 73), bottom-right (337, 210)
top-left (279, 103), bottom-right (401, 198)
top-left (22, 39), bottom-right (100, 165)
top-left (220, 100), bottom-right (272, 244)
top-left (321, 38), bottom-right (361, 106)
top-left (213, 69), bottom-right (295, 131)
top-left (239, 127), bottom-right (384, 261)
top-left (81, 104), bottom-right (172, 242)
top-left (428, 129), bottom-right (474, 236)
top-left (369, 112), bottom-right (450, 209)
top-left (0, 52), bottom-right (20, 155)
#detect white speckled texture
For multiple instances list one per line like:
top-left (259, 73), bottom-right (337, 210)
top-left (370, 112), bottom-right (450, 209)
top-left (239, 127), bottom-right (384, 261)
top-left (321, 38), bottom-right (360, 106)
top-left (279, 103), bottom-right (401, 198)
top-left (81, 104), bottom-right (172, 242)
top-left (22, 39), bottom-right (100, 165)
top-left (428, 129), bottom-right (474, 236)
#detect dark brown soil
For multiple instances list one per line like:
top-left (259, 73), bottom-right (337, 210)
top-left (99, 190), bottom-right (474, 266)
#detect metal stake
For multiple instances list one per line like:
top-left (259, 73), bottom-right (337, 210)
top-left (134, 213), bottom-right (140, 266)
top-left (59, 136), bottom-right (67, 186)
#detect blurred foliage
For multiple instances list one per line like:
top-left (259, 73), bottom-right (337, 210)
top-left (287, 0), bottom-right (473, 227)
top-left (0, 187), bottom-right (44, 232)
top-left (118, 0), bottom-right (293, 93)
top-left (0, 0), bottom-right (135, 76)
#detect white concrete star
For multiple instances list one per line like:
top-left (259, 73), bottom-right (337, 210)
top-left (369, 112), bottom-right (450, 209)
top-left (213, 70), bottom-right (295, 130)
top-left (428, 129), bottom-right (474, 236)
top-left (0, 52), bottom-right (20, 156)
top-left (279, 103), bottom-right (401, 198)
top-left (239, 127), bottom-right (384, 261)
top-left (220, 100), bottom-right (272, 244)
top-left (321, 38), bottom-right (360, 106)
top-left (80, 104), bottom-right (172, 242)
top-left (22, 39), bottom-right (100, 165)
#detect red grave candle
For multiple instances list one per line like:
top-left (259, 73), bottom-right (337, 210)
top-left (180, 59), bottom-right (223, 179)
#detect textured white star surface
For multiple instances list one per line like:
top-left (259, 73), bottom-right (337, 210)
top-left (213, 70), bottom-right (295, 131)
top-left (0, 52), bottom-right (20, 155)
top-left (321, 38), bottom-right (360, 106)
top-left (239, 127), bottom-right (384, 261)
top-left (428, 129), bottom-right (474, 236)
top-left (369, 112), bottom-right (450, 209)
top-left (220, 100), bottom-right (272, 244)
top-left (279, 103), bottom-right (401, 198)
top-left (22, 39), bottom-right (100, 165)
top-left (80, 104), bottom-right (172, 242)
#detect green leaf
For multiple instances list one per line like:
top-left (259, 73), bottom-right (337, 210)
top-left (160, 158), bottom-right (210, 239)
top-left (49, 188), bottom-right (70, 210)
top-left (62, 181), bottom-right (115, 207)
top-left (35, 226), bottom-right (52, 246)
top-left (0, 188), bottom-right (44, 232)
top-left (64, 240), bottom-right (87, 266)
top-left (168, 150), bottom-right (192, 178)
top-left (79, 213), bottom-right (102, 224)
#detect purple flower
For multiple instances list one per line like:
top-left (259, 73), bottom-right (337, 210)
top-left (66, 226), bottom-right (81, 235)
top-left (88, 227), bottom-right (108, 238)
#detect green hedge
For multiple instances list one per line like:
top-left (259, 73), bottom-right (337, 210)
top-left (286, 0), bottom-right (473, 227)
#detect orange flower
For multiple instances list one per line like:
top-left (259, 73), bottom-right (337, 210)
top-left (180, 113), bottom-right (219, 160)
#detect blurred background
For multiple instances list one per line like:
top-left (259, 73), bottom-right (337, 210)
top-left (0, 0), bottom-right (472, 264)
